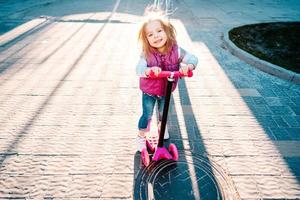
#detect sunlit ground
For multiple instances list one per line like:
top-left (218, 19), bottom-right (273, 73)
top-left (0, 3), bottom-right (299, 198)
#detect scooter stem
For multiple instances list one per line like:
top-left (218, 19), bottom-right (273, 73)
top-left (158, 78), bottom-right (173, 147)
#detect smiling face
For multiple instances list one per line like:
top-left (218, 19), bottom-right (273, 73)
top-left (145, 20), bottom-right (168, 53)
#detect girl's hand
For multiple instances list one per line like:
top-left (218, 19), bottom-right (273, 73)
top-left (180, 63), bottom-right (195, 75)
top-left (145, 66), bottom-right (161, 76)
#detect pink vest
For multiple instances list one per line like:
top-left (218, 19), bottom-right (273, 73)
top-left (140, 44), bottom-right (180, 96)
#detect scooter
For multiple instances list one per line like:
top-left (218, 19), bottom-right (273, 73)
top-left (141, 70), bottom-right (193, 167)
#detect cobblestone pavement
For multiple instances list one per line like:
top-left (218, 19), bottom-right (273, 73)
top-left (0, 0), bottom-right (300, 199)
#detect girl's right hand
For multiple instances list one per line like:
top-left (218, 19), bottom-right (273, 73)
top-left (145, 66), bottom-right (161, 76)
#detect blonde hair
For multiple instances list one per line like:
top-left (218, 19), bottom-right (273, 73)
top-left (138, 13), bottom-right (176, 58)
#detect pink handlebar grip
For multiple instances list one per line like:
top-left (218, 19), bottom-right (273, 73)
top-left (148, 70), bottom-right (193, 78)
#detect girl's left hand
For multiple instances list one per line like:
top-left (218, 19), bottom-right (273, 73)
top-left (180, 64), bottom-right (194, 75)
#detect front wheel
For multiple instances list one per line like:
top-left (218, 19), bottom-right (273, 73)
top-left (169, 143), bottom-right (178, 161)
top-left (141, 148), bottom-right (150, 167)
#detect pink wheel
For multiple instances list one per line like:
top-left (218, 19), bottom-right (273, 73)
top-left (169, 143), bottom-right (178, 161)
top-left (141, 148), bottom-right (150, 167)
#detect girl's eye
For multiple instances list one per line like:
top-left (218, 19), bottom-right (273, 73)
top-left (148, 34), bottom-right (153, 37)
top-left (158, 30), bottom-right (162, 32)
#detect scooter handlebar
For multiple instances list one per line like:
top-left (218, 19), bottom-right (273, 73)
top-left (148, 70), bottom-right (193, 78)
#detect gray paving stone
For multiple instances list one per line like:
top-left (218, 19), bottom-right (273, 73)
top-left (286, 128), bottom-right (300, 140)
top-left (282, 116), bottom-right (300, 128)
top-left (273, 116), bottom-right (290, 128)
top-left (295, 116), bottom-right (300, 124)
top-left (290, 106), bottom-right (300, 115)
top-left (256, 115), bottom-right (278, 128)
top-left (291, 97), bottom-right (300, 106)
top-left (265, 97), bottom-right (284, 106)
top-left (249, 105), bottom-right (274, 115)
top-left (270, 106), bottom-right (296, 115)
top-left (251, 96), bottom-right (267, 105)
top-left (257, 88), bottom-right (278, 97)
top-left (237, 89), bottom-right (261, 97)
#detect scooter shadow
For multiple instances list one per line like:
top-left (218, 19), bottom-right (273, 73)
top-left (133, 144), bottom-right (178, 200)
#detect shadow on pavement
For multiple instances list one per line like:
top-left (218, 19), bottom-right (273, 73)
top-left (133, 78), bottom-right (239, 200)
top-left (173, 0), bottom-right (300, 183)
top-left (0, 4), bottom-right (115, 167)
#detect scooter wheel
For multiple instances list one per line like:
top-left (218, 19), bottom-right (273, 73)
top-left (141, 148), bottom-right (150, 167)
top-left (169, 143), bottom-right (179, 161)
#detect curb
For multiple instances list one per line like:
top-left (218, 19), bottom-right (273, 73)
top-left (0, 17), bottom-right (50, 47)
top-left (222, 28), bottom-right (300, 84)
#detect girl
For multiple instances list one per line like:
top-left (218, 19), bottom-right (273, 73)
top-left (136, 14), bottom-right (198, 152)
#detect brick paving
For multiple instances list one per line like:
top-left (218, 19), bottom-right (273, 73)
top-left (0, 0), bottom-right (300, 199)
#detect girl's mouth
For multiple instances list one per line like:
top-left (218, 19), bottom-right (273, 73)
top-left (154, 39), bottom-right (162, 44)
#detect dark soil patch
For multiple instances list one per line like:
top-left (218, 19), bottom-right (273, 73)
top-left (229, 22), bottom-right (300, 73)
